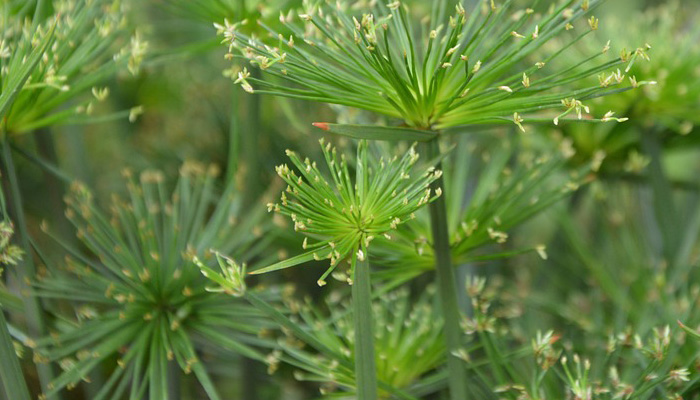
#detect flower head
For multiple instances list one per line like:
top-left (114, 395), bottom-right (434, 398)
top-left (220, 0), bottom-right (641, 130)
top-left (34, 162), bottom-right (274, 398)
top-left (1, 0), bottom-right (142, 135)
top-left (193, 251), bottom-right (247, 297)
top-left (258, 140), bottom-right (441, 286)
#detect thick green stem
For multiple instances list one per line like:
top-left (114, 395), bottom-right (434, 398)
top-left (352, 254), bottom-right (378, 400)
top-left (0, 311), bottom-right (31, 400)
top-left (1, 136), bottom-right (60, 400)
top-left (426, 138), bottom-right (468, 400)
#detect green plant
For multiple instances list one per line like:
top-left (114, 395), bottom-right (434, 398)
top-left (553, 0), bottom-right (700, 173)
top-left (457, 275), bottom-right (695, 399)
top-left (215, 1), bottom-right (654, 398)
top-left (0, 0), bottom-right (144, 136)
top-left (371, 134), bottom-right (594, 288)
top-left (276, 286), bottom-right (446, 398)
top-left (1, 1), bottom-right (697, 399)
top-left (34, 162), bottom-right (278, 399)
top-left (251, 139), bottom-right (440, 397)
top-left (220, 0), bottom-right (645, 131)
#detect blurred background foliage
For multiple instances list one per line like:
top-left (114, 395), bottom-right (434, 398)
top-left (1, 0), bottom-right (700, 399)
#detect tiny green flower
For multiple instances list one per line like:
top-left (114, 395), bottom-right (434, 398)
top-left (256, 139), bottom-right (441, 286)
top-left (193, 251), bottom-right (247, 297)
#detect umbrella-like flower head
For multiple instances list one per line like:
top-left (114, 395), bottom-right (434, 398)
top-left (258, 140), bottom-right (442, 285)
top-left (219, 0), bottom-right (650, 130)
top-left (34, 163), bottom-right (275, 400)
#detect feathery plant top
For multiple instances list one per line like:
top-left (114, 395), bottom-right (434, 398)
top-left (34, 162), bottom-right (273, 399)
top-left (216, 0), bottom-right (650, 131)
top-left (0, 0), bottom-right (146, 135)
top-left (258, 139), bottom-right (441, 286)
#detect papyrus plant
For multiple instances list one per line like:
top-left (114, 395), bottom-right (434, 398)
top-left (551, 0), bottom-right (698, 173)
top-left (519, 182), bottom-right (700, 397)
top-left (219, 0), bottom-right (645, 131)
top-left (34, 163), bottom-right (277, 399)
top-left (251, 139), bottom-right (441, 397)
top-left (0, 0), bottom-right (145, 137)
top-left (258, 140), bottom-right (441, 283)
top-left (371, 135), bottom-right (594, 288)
top-left (469, 288), bottom-right (692, 399)
top-left (215, 1), bottom-right (650, 398)
top-left (275, 287), bottom-right (445, 398)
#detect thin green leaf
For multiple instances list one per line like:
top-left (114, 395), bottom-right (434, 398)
top-left (0, 312), bottom-right (31, 400)
top-left (313, 123), bottom-right (438, 142)
top-left (248, 251), bottom-right (316, 275)
top-left (678, 321), bottom-right (700, 341)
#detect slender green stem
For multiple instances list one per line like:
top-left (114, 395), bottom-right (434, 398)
top-left (0, 311), bottom-right (31, 400)
top-left (1, 135), bottom-right (60, 400)
top-left (640, 129), bottom-right (679, 265)
top-left (242, 68), bottom-right (263, 205)
top-left (238, 69), bottom-right (264, 400)
top-left (425, 138), bottom-right (468, 400)
top-left (352, 252), bottom-right (378, 400)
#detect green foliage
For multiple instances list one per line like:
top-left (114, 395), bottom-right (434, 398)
top-left (34, 163), bottom-right (277, 399)
top-left (219, 0), bottom-right (646, 131)
top-left (0, 0), bottom-right (698, 399)
top-left (370, 135), bottom-right (592, 287)
top-left (554, 0), bottom-right (700, 171)
top-left (259, 139), bottom-right (441, 285)
top-left (277, 287), bottom-right (446, 398)
top-left (0, 0), bottom-right (143, 135)
top-left (0, 175), bottom-right (31, 400)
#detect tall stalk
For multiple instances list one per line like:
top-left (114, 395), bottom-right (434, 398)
top-left (425, 138), bottom-right (468, 400)
top-left (352, 250), bottom-right (378, 400)
top-left (0, 135), bottom-right (59, 400)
